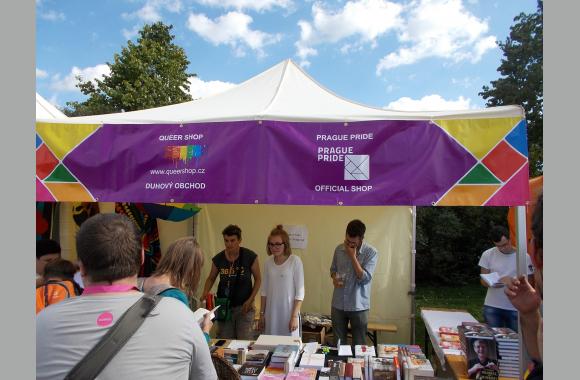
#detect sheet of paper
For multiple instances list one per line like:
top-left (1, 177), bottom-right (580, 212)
top-left (338, 345), bottom-right (352, 356)
top-left (284, 224), bottom-right (308, 250)
top-left (227, 340), bottom-right (252, 350)
top-left (302, 342), bottom-right (319, 354)
top-left (193, 305), bottom-right (220, 324)
top-left (480, 272), bottom-right (503, 287)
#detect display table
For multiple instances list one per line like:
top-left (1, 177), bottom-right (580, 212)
top-left (420, 308), bottom-right (514, 380)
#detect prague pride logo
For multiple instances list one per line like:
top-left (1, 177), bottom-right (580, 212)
top-left (164, 145), bottom-right (204, 164)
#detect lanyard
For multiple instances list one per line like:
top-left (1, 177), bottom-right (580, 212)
top-left (83, 284), bottom-right (139, 295)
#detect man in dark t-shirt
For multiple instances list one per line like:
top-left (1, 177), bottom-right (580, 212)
top-left (201, 225), bottom-right (261, 339)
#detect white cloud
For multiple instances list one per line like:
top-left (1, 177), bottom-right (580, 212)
top-left (295, 0), bottom-right (403, 67)
top-left (376, 0), bottom-right (496, 74)
top-left (36, 68), bottom-right (48, 79)
top-left (196, 0), bottom-right (293, 12)
top-left (122, 0), bottom-right (182, 22)
top-left (122, 25), bottom-right (142, 40)
top-left (186, 11), bottom-right (281, 57)
top-left (188, 77), bottom-right (237, 99)
top-left (385, 94), bottom-right (474, 111)
top-left (50, 64), bottom-right (110, 92)
top-left (39, 10), bottom-right (66, 21)
top-left (451, 76), bottom-right (479, 88)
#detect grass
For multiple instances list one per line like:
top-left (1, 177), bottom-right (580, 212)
top-left (414, 283), bottom-right (486, 351)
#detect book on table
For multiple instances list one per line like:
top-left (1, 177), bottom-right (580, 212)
top-left (237, 362), bottom-right (265, 380)
top-left (298, 353), bottom-right (326, 369)
top-left (377, 344), bottom-right (399, 358)
top-left (253, 334), bottom-right (303, 351)
top-left (286, 367), bottom-right (318, 380)
top-left (355, 344), bottom-right (377, 357)
top-left (244, 349), bottom-right (271, 366)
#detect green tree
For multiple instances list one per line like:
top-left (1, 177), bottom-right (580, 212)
top-left (64, 22), bottom-right (194, 116)
top-left (416, 206), bottom-right (508, 285)
top-left (480, 1), bottom-right (543, 176)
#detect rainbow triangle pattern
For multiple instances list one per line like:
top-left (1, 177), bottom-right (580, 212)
top-left (36, 123), bottom-right (101, 202)
top-left (434, 117), bottom-right (529, 206)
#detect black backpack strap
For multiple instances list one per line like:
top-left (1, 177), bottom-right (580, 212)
top-left (42, 281), bottom-right (72, 306)
top-left (64, 294), bottom-right (162, 380)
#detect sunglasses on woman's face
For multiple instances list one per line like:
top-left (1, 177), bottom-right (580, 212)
top-left (268, 242), bottom-right (284, 247)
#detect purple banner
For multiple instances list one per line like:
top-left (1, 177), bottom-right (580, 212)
top-left (63, 120), bottom-right (480, 205)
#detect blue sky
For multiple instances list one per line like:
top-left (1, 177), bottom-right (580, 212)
top-left (36, 0), bottom-right (538, 112)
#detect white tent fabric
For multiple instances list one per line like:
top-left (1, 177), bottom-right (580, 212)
top-left (37, 60), bottom-right (523, 124)
top-left (36, 93), bottom-right (67, 119)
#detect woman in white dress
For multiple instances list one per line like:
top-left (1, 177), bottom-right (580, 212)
top-left (258, 225), bottom-right (305, 337)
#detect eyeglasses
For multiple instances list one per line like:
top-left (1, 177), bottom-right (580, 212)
top-left (268, 242), bottom-right (285, 247)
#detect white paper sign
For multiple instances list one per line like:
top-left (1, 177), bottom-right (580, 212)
top-left (284, 224), bottom-right (308, 250)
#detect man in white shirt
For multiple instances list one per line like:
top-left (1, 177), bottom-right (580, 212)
top-left (478, 226), bottom-right (534, 332)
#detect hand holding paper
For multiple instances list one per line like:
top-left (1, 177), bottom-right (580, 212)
top-left (193, 305), bottom-right (220, 325)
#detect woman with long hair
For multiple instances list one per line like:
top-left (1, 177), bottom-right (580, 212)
top-left (140, 237), bottom-right (213, 341)
top-left (258, 225), bottom-right (305, 337)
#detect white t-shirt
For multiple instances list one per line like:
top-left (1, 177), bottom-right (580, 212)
top-left (260, 255), bottom-right (305, 337)
top-left (36, 293), bottom-right (217, 380)
top-left (478, 247), bottom-right (534, 311)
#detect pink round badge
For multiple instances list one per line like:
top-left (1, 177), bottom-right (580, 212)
top-left (97, 312), bottom-right (114, 327)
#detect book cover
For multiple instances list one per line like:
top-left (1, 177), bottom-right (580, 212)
top-left (355, 344), bottom-right (377, 357)
top-left (377, 344), bottom-right (399, 358)
top-left (253, 334), bottom-right (302, 351)
top-left (245, 350), bottom-right (271, 365)
top-left (299, 353), bottom-right (326, 369)
top-left (227, 340), bottom-right (253, 350)
top-left (466, 337), bottom-right (499, 379)
top-left (272, 345), bottom-right (300, 361)
top-left (287, 367), bottom-right (318, 380)
top-left (237, 363), bottom-right (265, 379)
top-left (439, 333), bottom-right (460, 342)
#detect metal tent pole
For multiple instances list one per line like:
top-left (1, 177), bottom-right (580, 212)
top-left (410, 206), bottom-right (417, 344)
top-left (515, 205), bottom-right (528, 380)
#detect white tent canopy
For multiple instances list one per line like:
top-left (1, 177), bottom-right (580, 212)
top-left (38, 59), bottom-right (523, 124)
top-left (36, 93), bottom-right (67, 119)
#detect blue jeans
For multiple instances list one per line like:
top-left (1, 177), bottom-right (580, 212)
top-left (483, 305), bottom-right (518, 332)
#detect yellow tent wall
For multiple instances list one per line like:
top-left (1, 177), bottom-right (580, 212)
top-left (195, 204), bottom-right (412, 344)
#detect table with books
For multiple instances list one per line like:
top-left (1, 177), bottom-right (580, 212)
top-left (209, 334), bottom-right (435, 379)
top-left (420, 307), bottom-right (521, 379)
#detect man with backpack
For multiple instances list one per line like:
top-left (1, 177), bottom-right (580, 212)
top-left (36, 213), bottom-right (217, 380)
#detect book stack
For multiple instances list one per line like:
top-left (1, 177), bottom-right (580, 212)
top-left (269, 345), bottom-right (300, 373)
top-left (348, 357), bottom-right (368, 380)
top-left (458, 322), bottom-right (495, 355)
top-left (298, 352), bottom-right (326, 370)
top-left (245, 349), bottom-right (271, 366)
top-left (459, 323), bottom-right (499, 380)
top-left (491, 327), bottom-right (520, 379)
top-left (437, 326), bottom-right (462, 353)
top-left (377, 344), bottom-right (399, 359)
top-left (253, 334), bottom-right (303, 352)
top-left (397, 345), bottom-right (434, 380)
top-left (222, 348), bottom-right (247, 365)
top-left (368, 357), bottom-right (398, 380)
top-left (237, 362), bottom-right (265, 380)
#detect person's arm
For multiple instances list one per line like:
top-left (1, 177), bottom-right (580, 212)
top-left (201, 263), bottom-right (219, 301)
top-left (352, 249), bottom-right (377, 285)
top-left (242, 257), bottom-right (261, 313)
top-left (258, 261), bottom-right (268, 331)
top-left (467, 362), bottom-right (484, 377)
top-left (289, 258), bottom-right (305, 333)
top-left (480, 267), bottom-right (491, 288)
top-left (344, 241), bottom-right (365, 279)
top-left (289, 299), bottom-right (303, 333)
top-left (330, 249), bottom-right (342, 287)
top-left (505, 275), bottom-right (543, 360)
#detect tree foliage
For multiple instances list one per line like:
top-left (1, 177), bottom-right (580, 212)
top-left (416, 206), bottom-right (508, 285)
top-left (64, 22), bottom-right (194, 116)
top-left (480, 1), bottom-right (543, 176)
